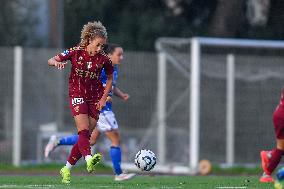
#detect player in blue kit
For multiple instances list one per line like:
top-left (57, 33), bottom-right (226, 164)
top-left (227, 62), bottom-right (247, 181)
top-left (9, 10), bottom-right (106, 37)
top-left (45, 43), bottom-right (135, 181)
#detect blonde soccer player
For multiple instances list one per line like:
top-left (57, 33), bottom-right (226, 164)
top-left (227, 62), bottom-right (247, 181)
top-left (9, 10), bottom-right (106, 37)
top-left (46, 43), bottom-right (135, 181)
top-left (48, 21), bottom-right (113, 184)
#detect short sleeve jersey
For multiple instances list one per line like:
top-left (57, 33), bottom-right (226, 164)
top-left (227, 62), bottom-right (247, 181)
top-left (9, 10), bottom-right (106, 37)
top-left (57, 47), bottom-right (113, 101)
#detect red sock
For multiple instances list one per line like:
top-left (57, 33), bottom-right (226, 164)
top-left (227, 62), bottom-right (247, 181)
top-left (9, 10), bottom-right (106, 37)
top-left (267, 148), bottom-right (284, 174)
top-left (67, 142), bottom-right (82, 165)
top-left (78, 129), bottom-right (91, 157)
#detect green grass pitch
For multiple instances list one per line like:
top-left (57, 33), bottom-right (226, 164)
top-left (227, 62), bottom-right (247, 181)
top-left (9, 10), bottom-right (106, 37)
top-left (0, 175), bottom-right (275, 189)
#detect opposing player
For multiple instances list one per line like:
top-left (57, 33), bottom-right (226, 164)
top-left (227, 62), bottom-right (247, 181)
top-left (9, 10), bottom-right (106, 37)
top-left (260, 89), bottom-right (284, 183)
top-left (48, 21), bottom-right (113, 184)
top-left (45, 43), bottom-right (135, 181)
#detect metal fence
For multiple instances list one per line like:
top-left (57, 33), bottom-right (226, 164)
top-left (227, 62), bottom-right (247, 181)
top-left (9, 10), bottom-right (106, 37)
top-left (1, 42), bottom-right (283, 171)
top-left (0, 47), bottom-right (158, 166)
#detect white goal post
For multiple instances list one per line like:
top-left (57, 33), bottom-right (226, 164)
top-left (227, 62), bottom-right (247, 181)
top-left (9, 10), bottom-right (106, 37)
top-left (155, 37), bottom-right (284, 173)
top-left (13, 46), bottom-right (23, 167)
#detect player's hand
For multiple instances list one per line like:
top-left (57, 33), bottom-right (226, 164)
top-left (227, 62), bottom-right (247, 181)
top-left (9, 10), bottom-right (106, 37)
top-left (97, 98), bottom-right (106, 111)
top-left (106, 96), bottom-right (112, 102)
top-left (54, 62), bottom-right (67, 70)
top-left (122, 93), bottom-right (130, 101)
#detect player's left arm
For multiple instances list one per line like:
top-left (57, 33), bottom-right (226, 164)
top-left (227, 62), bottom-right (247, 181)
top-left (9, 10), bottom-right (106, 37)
top-left (113, 87), bottom-right (130, 101)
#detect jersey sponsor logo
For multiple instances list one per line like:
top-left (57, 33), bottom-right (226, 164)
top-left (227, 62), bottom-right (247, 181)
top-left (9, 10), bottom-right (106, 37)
top-left (87, 62), bottom-right (92, 69)
top-left (72, 98), bottom-right (84, 106)
top-left (74, 68), bottom-right (99, 79)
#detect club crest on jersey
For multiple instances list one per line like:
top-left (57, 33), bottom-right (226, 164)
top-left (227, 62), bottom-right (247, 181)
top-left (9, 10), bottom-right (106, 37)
top-left (87, 62), bottom-right (92, 69)
top-left (61, 49), bottom-right (69, 56)
top-left (72, 98), bottom-right (84, 106)
top-left (77, 56), bottom-right (83, 65)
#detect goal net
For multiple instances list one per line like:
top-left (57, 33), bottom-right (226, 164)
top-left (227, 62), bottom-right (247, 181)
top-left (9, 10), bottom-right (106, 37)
top-left (155, 37), bottom-right (284, 173)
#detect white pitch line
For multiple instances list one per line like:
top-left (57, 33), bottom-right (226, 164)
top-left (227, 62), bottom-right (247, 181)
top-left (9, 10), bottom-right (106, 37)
top-left (0, 184), bottom-right (184, 189)
top-left (0, 184), bottom-right (55, 188)
top-left (216, 187), bottom-right (247, 189)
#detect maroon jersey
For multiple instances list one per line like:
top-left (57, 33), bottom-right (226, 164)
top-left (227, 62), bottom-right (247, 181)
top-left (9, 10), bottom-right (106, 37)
top-left (280, 88), bottom-right (284, 106)
top-left (57, 46), bottom-right (113, 101)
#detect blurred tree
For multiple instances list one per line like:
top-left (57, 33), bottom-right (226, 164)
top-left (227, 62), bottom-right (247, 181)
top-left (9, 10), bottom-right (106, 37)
top-left (268, 0), bottom-right (284, 39)
top-left (246, 0), bottom-right (270, 26)
top-left (0, 0), bottom-right (39, 46)
top-left (238, 0), bottom-right (284, 40)
top-left (1, 0), bottom-right (284, 49)
top-left (208, 0), bottom-right (245, 37)
top-left (64, 0), bottom-right (216, 51)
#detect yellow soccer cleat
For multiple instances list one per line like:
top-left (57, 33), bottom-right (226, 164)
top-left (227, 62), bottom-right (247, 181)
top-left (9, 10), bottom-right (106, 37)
top-left (60, 166), bottom-right (71, 184)
top-left (86, 153), bottom-right (102, 173)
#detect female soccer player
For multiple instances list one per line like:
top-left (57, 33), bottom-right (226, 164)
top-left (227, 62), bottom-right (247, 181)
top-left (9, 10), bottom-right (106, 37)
top-left (48, 21), bottom-right (113, 184)
top-left (260, 90), bottom-right (284, 183)
top-left (45, 44), bottom-right (135, 181)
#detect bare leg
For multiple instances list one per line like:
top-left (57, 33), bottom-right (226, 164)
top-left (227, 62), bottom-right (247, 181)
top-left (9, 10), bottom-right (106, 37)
top-left (90, 127), bottom-right (101, 146)
top-left (105, 129), bottom-right (120, 147)
top-left (74, 114), bottom-right (90, 132)
top-left (89, 116), bottom-right (98, 133)
top-left (277, 139), bottom-right (284, 150)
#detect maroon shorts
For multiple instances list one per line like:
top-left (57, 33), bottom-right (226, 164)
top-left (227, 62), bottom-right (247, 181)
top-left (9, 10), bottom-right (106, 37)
top-left (69, 97), bottom-right (100, 120)
top-left (273, 104), bottom-right (284, 139)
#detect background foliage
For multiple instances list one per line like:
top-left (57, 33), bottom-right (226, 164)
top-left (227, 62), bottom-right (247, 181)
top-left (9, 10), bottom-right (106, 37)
top-left (1, 0), bottom-right (284, 50)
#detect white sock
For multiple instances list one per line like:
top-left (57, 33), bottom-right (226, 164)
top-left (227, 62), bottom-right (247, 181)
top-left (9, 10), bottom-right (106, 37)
top-left (85, 155), bottom-right (92, 161)
top-left (65, 161), bottom-right (73, 170)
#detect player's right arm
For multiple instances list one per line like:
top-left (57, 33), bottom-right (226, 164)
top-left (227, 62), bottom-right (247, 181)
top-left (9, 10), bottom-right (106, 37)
top-left (48, 55), bottom-right (67, 70)
top-left (48, 47), bottom-right (77, 69)
top-left (113, 86), bottom-right (130, 101)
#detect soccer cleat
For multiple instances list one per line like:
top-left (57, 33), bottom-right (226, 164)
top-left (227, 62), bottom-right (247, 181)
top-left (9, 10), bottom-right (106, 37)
top-left (44, 135), bottom-right (58, 158)
top-left (86, 153), bottom-right (102, 173)
top-left (260, 150), bottom-right (271, 175)
top-left (60, 166), bottom-right (71, 184)
top-left (114, 173), bottom-right (136, 181)
top-left (259, 173), bottom-right (274, 183)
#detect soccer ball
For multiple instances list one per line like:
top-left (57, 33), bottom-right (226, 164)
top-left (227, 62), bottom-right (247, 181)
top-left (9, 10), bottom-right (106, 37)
top-left (134, 149), bottom-right (156, 171)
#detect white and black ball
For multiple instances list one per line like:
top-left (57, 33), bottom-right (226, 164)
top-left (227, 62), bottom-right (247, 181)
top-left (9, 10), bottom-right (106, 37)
top-left (134, 149), bottom-right (156, 171)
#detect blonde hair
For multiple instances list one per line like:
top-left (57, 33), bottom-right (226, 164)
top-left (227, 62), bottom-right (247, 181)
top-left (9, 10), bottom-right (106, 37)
top-left (79, 21), bottom-right (107, 47)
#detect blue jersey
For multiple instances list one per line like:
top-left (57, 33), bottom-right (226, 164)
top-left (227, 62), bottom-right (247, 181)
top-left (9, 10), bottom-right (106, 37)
top-left (100, 65), bottom-right (118, 112)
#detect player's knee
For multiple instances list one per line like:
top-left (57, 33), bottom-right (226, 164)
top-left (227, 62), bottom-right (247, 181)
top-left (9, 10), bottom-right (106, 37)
top-left (77, 125), bottom-right (90, 133)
